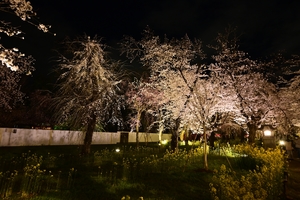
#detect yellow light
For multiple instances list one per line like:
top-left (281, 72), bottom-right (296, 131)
top-left (115, 148), bottom-right (120, 152)
top-left (264, 130), bottom-right (272, 136)
top-left (279, 140), bottom-right (285, 146)
top-left (161, 140), bottom-right (168, 145)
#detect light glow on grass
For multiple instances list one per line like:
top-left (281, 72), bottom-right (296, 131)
top-left (161, 140), bottom-right (168, 145)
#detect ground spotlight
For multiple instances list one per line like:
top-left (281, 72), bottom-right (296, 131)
top-left (279, 140), bottom-right (285, 146)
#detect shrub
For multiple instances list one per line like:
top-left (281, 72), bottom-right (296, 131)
top-left (210, 144), bottom-right (286, 200)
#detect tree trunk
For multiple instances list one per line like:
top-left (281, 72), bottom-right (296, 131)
top-left (158, 125), bottom-right (163, 142)
top-left (247, 122), bottom-right (257, 144)
top-left (170, 118), bottom-right (180, 152)
top-left (184, 125), bottom-right (189, 147)
top-left (136, 125), bottom-right (139, 148)
top-left (82, 114), bottom-right (97, 155)
top-left (203, 122), bottom-right (208, 170)
top-left (171, 132), bottom-right (178, 152)
top-left (136, 111), bottom-right (141, 148)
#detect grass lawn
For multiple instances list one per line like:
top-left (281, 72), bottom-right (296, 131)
top-left (0, 143), bottom-right (285, 200)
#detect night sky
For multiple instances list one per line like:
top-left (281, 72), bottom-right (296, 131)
top-left (5, 0), bottom-right (300, 91)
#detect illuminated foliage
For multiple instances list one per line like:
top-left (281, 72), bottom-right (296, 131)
top-left (122, 28), bottom-right (247, 170)
top-left (122, 28), bottom-right (204, 151)
top-left (0, 0), bottom-right (50, 110)
top-left (0, 53), bottom-right (34, 110)
top-left (54, 36), bottom-right (125, 154)
top-left (123, 28), bottom-right (245, 170)
top-left (126, 77), bottom-right (163, 146)
top-left (212, 31), bottom-right (282, 143)
top-left (275, 55), bottom-right (300, 128)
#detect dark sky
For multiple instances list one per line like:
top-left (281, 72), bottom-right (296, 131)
top-left (5, 0), bottom-right (300, 91)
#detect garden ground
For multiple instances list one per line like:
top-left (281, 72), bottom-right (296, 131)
top-left (0, 144), bottom-right (294, 199)
top-left (286, 156), bottom-right (300, 200)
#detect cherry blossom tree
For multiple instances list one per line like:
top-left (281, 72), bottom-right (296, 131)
top-left (126, 77), bottom-right (163, 147)
top-left (212, 31), bottom-right (282, 143)
top-left (122, 28), bottom-right (242, 169)
top-left (54, 36), bottom-right (125, 155)
top-left (185, 68), bottom-right (241, 169)
top-left (121, 28), bottom-right (204, 151)
top-left (0, 54), bottom-right (34, 110)
top-left (122, 27), bottom-right (292, 169)
top-left (0, 0), bottom-right (50, 110)
top-left (275, 55), bottom-right (300, 130)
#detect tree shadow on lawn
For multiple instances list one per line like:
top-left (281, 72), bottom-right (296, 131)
top-left (53, 165), bottom-right (124, 200)
top-left (133, 169), bottom-right (214, 200)
top-left (63, 164), bottom-right (215, 200)
top-left (69, 177), bottom-right (116, 200)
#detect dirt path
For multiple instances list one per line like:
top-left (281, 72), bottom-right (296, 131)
top-left (286, 158), bottom-right (300, 200)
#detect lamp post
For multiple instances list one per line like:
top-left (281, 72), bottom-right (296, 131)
top-left (262, 126), bottom-right (276, 149)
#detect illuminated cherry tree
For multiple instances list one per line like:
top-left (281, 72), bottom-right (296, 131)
top-left (0, 54), bottom-right (34, 110)
top-left (122, 28), bottom-right (243, 170)
top-left (212, 31), bottom-right (282, 143)
top-left (54, 36), bottom-right (124, 154)
top-left (276, 55), bottom-right (300, 130)
top-left (186, 69), bottom-right (242, 169)
top-left (122, 27), bottom-right (290, 169)
top-left (152, 70), bottom-right (192, 149)
top-left (122, 28), bottom-right (205, 151)
top-left (0, 0), bottom-right (50, 109)
top-left (126, 77), bottom-right (163, 147)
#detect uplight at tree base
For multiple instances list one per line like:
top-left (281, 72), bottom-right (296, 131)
top-left (160, 140), bottom-right (168, 145)
top-left (279, 140), bottom-right (285, 146)
top-left (179, 141), bottom-right (201, 146)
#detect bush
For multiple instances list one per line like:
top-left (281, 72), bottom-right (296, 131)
top-left (210, 144), bottom-right (286, 200)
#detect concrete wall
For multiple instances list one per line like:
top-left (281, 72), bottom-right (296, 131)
top-left (0, 128), bottom-right (171, 146)
top-left (128, 132), bottom-right (171, 143)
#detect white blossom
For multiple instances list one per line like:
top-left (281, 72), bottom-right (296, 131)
top-left (7, 0), bottom-right (35, 21)
top-left (0, 0), bottom-right (51, 109)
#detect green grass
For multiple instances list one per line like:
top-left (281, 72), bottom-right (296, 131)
top-left (0, 144), bottom-right (283, 200)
